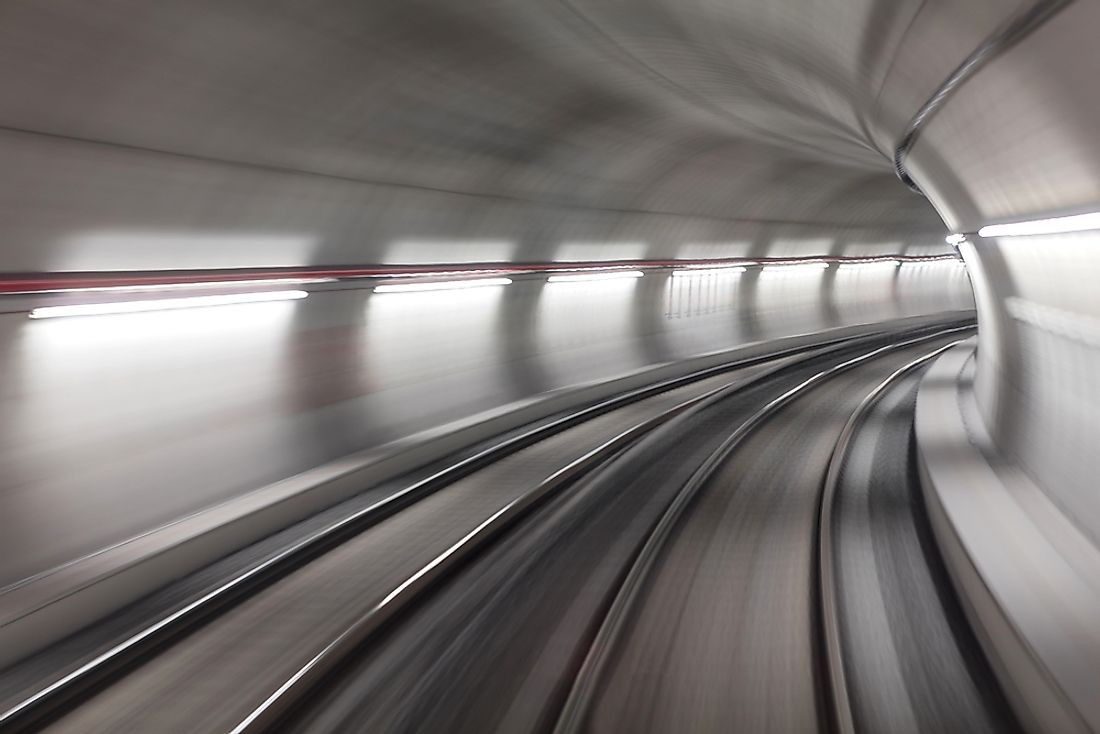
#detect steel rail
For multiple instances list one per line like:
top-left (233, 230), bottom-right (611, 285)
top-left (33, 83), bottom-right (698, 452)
top-left (815, 338), bottom-right (965, 734)
top-left (225, 349), bottom-right (827, 733)
top-left (1, 323), bottom-right (958, 731)
top-left (551, 325), bottom-right (973, 734)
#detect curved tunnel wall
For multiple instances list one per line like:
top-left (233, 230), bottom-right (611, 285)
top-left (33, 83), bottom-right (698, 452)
top-left (905, 0), bottom-right (1100, 547)
top-left (16, 0), bottom-right (1090, 671)
top-left (1, 0), bottom-right (1098, 725)
top-left (0, 0), bottom-right (981, 584)
top-left (890, 1), bottom-right (1100, 729)
top-left (0, 256), bottom-right (970, 590)
top-left (0, 0), bottom-right (951, 275)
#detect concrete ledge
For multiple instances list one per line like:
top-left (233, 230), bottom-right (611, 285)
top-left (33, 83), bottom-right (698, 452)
top-left (0, 313), bottom-right (966, 669)
top-left (916, 338), bottom-right (1100, 734)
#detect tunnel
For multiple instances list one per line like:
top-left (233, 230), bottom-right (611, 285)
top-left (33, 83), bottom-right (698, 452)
top-left (0, 1), bottom-right (1097, 731)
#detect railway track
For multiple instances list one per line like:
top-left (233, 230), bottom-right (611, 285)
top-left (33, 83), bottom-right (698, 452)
top-left (0, 320), bottom-right (1001, 733)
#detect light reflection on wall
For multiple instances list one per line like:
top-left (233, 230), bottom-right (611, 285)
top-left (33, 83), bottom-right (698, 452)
top-left (675, 241), bottom-right (753, 260)
top-left (5, 299), bottom-right (302, 584)
top-left (834, 259), bottom-right (899, 323)
top-left (19, 301), bottom-right (299, 437)
top-left (997, 233), bottom-right (1100, 313)
top-left (755, 261), bottom-right (830, 336)
top-left (663, 267), bottom-right (747, 357)
top-left (537, 275), bottom-right (644, 388)
top-left (382, 240), bottom-right (516, 265)
top-left (897, 259), bottom-right (972, 314)
top-left (60, 231), bottom-right (318, 270)
top-left (844, 241), bottom-right (905, 257)
top-left (553, 242), bottom-right (648, 262)
top-left (959, 232), bottom-right (1100, 550)
top-left (665, 268), bottom-right (743, 318)
top-left (767, 237), bottom-right (834, 258)
top-left (363, 285), bottom-right (509, 434)
top-left (0, 255), bottom-right (979, 593)
top-left (833, 243), bottom-right (904, 324)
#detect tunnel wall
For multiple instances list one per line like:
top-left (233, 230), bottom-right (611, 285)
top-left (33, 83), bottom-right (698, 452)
top-left (0, 0), bottom-right (1093, 724)
top-left (0, 0), bottom-right (975, 590)
top-left (0, 256), bottom-right (971, 590)
top-left (0, 0), bottom-right (987, 667)
top-left (0, 0), bottom-right (953, 277)
top-left (0, 257), bottom-right (972, 667)
top-left (901, 2), bottom-right (1100, 730)
top-left (905, 0), bottom-right (1100, 547)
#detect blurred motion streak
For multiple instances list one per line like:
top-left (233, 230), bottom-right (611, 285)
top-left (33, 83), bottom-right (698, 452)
top-left (0, 0), bottom-right (1099, 731)
top-left (28, 290), bottom-right (309, 318)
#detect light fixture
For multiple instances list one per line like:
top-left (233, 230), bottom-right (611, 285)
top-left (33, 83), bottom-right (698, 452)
top-left (547, 270), bottom-right (645, 283)
top-left (760, 262), bottom-right (830, 273)
top-left (373, 277), bottom-right (512, 293)
top-left (978, 211), bottom-right (1100, 238)
top-left (945, 234), bottom-right (967, 245)
top-left (28, 290), bottom-right (308, 319)
top-left (36, 277), bottom-right (334, 295)
top-left (668, 264), bottom-right (748, 275)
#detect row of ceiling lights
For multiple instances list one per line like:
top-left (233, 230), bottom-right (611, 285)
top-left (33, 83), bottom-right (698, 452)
top-left (26, 204), bottom-right (1098, 319)
top-left (947, 208), bottom-right (1100, 242)
top-left (23, 256), bottom-right (962, 319)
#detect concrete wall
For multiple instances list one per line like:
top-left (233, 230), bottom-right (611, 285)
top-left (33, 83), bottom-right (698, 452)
top-left (897, 2), bottom-right (1100, 729)
top-left (2, 0), bottom-right (1052, 670)
top-left (904, 0), bottom-right (1100, 546)
top-left (0, 257), bottom-right (971, 590)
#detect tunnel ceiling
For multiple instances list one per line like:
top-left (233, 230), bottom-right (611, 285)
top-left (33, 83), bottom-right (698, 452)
top-left (0, 0), bottom-right (1030, 270)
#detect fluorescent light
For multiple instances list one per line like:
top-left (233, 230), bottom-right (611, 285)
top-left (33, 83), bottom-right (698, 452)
top-left (978, 211), bottom-right (1100, 238)
top-left (945, 234), bottom-right (967, 245)
top-left (373, 277), bottom-right (512, 293)
top-left (29, 290), bottom-right (308, 319)
top-left (40, 277), bottom-right (334, 295)
top-left (547, 270), bottom-right (644, 283)
top-left (761, 262), bottom-right (830, 273)
top-left (672, 267), bottom-right (746, 277)
top-left (546, 266), bottom-right (639, 273)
